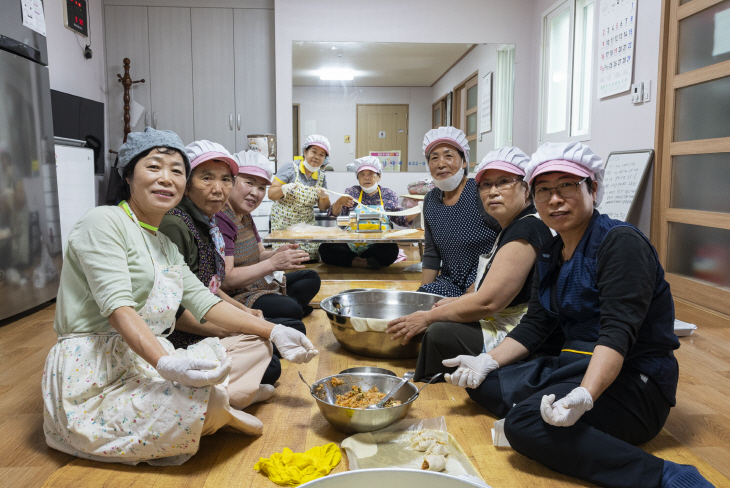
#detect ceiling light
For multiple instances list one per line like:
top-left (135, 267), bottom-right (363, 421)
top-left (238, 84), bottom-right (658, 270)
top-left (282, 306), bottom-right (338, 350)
top-left (318, 68), bottom-right (354, 81)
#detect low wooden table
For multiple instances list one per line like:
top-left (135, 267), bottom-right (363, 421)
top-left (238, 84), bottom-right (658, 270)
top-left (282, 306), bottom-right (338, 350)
top-left (263, 228), bottom-right (425, 245)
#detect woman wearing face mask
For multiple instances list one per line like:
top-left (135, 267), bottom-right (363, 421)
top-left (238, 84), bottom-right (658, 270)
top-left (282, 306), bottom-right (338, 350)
top-left (319, 156), bottom-right (417, 270)
top-left (217, 150), bottom-right (321, 329)
top-left (387, 147), bottom-right (556, 382)
top-left (440, 142), bottom-right (709, 488)
top-left (42, 128), bottom-right (318, 466)
top-left (419, 127), bottom-right (500, 297)
top-left (268, 135), bottom-right (331, 261)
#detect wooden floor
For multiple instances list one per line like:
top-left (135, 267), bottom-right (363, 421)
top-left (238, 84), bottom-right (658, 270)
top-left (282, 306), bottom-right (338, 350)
top-left (1, 247), bottom-right (729, 487)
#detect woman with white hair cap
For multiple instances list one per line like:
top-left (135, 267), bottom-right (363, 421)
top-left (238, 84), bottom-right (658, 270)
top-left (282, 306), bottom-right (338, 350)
top-left (418, 127), bottom-right (500, 297)
top-left (319, 155), bottom-right (416, 270)
top-left (268, 134), bottom-right (332, 261)
top-left (441, 142), bottom-right (709, 488)
top-left (217, 150), bottom-right (321, 327)
top-left (387, 147), bottom-right (554, 382)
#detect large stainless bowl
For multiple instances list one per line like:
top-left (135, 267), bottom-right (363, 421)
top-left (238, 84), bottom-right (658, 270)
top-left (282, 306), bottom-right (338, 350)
top-left (310, 373), bottom-right (419, 434)
top-left (300, 469), bottom-right (485, 487)
top-left (320, 290), bottom-right (444, 359)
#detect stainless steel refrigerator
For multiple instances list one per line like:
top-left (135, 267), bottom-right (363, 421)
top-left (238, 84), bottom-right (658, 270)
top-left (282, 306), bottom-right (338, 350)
top-left (0, 0), bottom-right (62, 320)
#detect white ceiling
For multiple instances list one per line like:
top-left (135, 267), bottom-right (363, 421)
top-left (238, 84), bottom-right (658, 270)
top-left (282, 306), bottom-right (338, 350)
top-left (292, 41), bottom-right (475, 87)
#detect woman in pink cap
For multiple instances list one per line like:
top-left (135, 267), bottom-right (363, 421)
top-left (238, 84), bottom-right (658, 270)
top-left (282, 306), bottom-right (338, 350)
top-left (417, 127), bottom-right (500, 298)
top-left (387, 147), bottom-right (554, 382)
top-left (440, 142), bottom-right (706, 488)
top-left (319, 155), bottom-right (417, 270)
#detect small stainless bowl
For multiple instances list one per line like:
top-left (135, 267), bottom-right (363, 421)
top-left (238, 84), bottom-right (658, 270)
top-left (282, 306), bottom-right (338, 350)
top-left (339, 366), bottom-right (396, 376)
top-left (311, 372), bottom-right (418, 434)
top-left (321, 290), bottom-right (444, 359)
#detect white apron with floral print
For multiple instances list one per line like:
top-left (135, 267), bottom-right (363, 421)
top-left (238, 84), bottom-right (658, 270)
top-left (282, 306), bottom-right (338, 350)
top-left (42, 206), bottom-right (228, 466)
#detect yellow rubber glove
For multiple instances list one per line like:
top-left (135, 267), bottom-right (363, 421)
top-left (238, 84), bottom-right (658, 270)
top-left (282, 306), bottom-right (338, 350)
top-left (253, 442), bottom-right (342, 487)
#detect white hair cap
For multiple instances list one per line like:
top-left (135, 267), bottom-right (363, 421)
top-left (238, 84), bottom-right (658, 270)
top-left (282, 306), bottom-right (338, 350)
top-left (302, 134), bottom-right (331, 156)
top-left (233, 150), bottom-right (274, 184)
top-left (422, 127), bottom-right (470, 162)
top-left (474, 146), bottom-right (531, 183)
top-left (525, 142), bottom-right (605, 205)
top-left (353, 156), bottom-right (382, 174)
top-left (185, 140), bottom-right (239, 177)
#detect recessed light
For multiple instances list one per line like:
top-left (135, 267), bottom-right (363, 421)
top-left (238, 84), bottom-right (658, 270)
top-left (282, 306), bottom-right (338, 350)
top-left (318, 68), bottom-right (354, 81)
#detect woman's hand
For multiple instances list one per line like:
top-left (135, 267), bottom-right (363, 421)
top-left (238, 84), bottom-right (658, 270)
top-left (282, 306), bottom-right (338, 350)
top-left (268, 246), bottom-right (310, 271)
top-left (433, 296), bottom-right (459, 308)
top-left (156, 356), bottom-right (232, 388)
top-left (386, 311), bottom-right (432, 344)
top-left (337, 195), bottom-right (356, 208)
top-left (242, 306), bottom-right (264, 319)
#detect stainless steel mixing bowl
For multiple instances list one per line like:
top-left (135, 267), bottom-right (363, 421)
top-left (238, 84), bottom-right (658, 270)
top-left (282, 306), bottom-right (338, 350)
top-left (310, 372), bottom-right (419, 434)
top-left (300, 469), bottom-right (486, 487)
top-left (320, 290), bottom-right (444, 359)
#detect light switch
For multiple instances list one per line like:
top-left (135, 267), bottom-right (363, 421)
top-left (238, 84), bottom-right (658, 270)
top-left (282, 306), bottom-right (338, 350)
top-left (631, 82), bottom-right (643, 104)
top-left (643, 80), bottom-right (651, 102)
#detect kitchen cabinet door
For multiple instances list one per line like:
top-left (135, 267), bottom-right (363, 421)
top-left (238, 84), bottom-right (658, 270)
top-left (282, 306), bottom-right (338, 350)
top-left (148, 7), bottom-right (195, 145)
top-left (234, 8), bottom-right (276, 151)
top-left (104, 6), bottom-right (151, 155)
top-left (191, 8), bottom-right (236, 151)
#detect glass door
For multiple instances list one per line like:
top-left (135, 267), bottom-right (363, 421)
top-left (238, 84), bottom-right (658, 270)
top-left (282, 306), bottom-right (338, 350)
top-left (656, 0), bottom-right (730, 316)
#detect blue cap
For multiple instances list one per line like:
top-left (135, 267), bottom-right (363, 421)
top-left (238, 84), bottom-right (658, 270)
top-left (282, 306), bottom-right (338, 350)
top-left (117, 127), bottom-right (190, 177)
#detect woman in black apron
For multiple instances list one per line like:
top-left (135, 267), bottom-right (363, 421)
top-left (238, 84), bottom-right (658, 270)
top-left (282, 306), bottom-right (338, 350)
top-left (386, 147), bottom-right (554, 382)
top-left (442, 142), bottom-right (710, 488)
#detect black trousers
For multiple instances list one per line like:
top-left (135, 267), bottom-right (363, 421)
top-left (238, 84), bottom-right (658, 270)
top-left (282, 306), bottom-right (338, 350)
top-left (319, 243), bottom-right (399, 268)
top-left (414, 321), bottom-right (483, 382)
top-left (467, 368), bottom-right (670, 488)
top-left (252, 270), bottom-right (321, 321)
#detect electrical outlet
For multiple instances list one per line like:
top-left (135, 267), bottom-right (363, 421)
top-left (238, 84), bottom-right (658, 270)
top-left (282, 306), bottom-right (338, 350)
top-left (631, 82), bottom-right (644, 104)
top-left (643, 80), bottom-right (651, 102)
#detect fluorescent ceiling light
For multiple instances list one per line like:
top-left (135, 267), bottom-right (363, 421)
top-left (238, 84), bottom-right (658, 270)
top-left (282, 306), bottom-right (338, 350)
top-left (318, 68), bottom-right (354, 80)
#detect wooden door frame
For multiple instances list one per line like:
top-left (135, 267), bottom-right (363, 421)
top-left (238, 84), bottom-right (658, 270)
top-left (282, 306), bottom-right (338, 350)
top-left (432, 94), bottom-right (447, 129)
top-left (292, 103), bottom-right (301, 158)
top-left (355, 104), bottom-right (410, 172)
top-left (653, 0), bottom-right (730, 324)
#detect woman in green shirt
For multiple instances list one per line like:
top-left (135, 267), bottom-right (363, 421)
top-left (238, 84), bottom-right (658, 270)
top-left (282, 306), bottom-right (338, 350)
top-left (42, 127), bottom-right (318, 466)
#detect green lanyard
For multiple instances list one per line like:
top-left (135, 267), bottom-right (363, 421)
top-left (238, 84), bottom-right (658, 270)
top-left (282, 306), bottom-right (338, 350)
top-left (119, 200), bottom-right (159, 232)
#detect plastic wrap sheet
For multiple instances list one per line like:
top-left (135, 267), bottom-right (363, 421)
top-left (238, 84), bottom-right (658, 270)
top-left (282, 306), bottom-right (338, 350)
top-left (341, 417), bottom-right (489, 487)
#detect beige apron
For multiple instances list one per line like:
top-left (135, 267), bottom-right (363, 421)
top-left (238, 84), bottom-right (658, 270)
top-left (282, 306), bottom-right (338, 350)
top-left (474, 213), bottom-right (539, 353)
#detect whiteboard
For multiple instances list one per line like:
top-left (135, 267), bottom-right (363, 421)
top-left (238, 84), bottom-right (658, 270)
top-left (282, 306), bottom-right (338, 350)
top-left (55, 145), bottom-right (97, 256)
top-left (597, 150), bottom-right (653, 221)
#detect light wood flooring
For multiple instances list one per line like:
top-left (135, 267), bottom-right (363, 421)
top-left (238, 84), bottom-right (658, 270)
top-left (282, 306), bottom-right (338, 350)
top-left (0, 247), bottom-right (729, 487)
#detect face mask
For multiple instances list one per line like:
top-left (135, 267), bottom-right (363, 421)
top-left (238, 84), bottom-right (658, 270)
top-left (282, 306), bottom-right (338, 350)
top-left (360, 183), bottom-right (379, 194)
top-left (432, 170), bottom-right (465, 192)
top-left (302, 160), bottom-right (320, 173)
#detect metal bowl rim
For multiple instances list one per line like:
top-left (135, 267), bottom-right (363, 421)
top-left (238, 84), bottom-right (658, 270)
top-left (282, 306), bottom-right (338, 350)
top-left (320, 290), bottom-right (445, 318)
top-left (310, 372), bottom-right (419, 409)
top-left (299, 468), bottom-right (486, 487)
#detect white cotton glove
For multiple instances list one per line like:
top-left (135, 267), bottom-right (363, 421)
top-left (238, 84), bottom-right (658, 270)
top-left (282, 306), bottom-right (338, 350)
top-left (269, 324), bottom-right (319, 364)
top-left (540, 386), bottom-right (594, 427)
top-left (281, 182), bottom-right (296, 196)
top-left (156, 356), bottom-right (232, 388)
top-left (442, 353), bottom-right (499, 389)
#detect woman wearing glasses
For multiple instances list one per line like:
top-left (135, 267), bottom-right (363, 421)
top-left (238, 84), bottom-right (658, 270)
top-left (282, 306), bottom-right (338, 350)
top-left (441, 142), bottom-right (707, 488)
top-left (387, 147), bottom-right (554, 382)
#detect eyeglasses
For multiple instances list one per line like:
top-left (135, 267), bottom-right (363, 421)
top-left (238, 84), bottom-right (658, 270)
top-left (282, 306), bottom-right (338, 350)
top-left (478, 177), bottom-right (523, 192)
top-left (532, 178), bottom-right (587, 203)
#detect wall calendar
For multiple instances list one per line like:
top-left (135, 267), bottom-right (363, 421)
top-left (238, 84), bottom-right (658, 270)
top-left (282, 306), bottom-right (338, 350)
top-left (597, 0), bottom-right (637, 99)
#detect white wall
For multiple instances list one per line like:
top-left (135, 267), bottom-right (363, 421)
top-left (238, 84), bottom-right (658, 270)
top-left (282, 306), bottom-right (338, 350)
top-left (529, 0), bottom-right (661, 160)
top-left (45, 0), bottom-right (107, 203)
top-left (275, 0), bottom-right (539, 170)
top-left (293, 86), bottom-right (431, 171)
top-left (431, 43), bottom-right (500, 163)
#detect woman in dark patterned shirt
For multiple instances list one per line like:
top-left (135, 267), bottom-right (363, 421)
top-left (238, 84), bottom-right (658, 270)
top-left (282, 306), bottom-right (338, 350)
top-left (320, 156), bottom-right (417, 270)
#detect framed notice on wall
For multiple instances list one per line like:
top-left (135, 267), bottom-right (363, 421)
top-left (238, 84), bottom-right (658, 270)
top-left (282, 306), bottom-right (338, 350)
top-left (597, 149), bottom-right (653, 221)
top-left (370, 151), bottom-right (401, 172)
top-left (597, 0), bottom-right (637, 98)
top-left (480, 72), bottom-right (492, 133)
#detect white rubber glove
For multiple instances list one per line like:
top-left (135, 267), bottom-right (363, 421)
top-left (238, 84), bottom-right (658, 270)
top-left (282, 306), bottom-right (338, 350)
top-left (270, 324), bottom-right (319, 364)
top-left (442, 353), bottom-right (499, 389)
top-left (316, 187), bottom-right (329, 200)
top-left (281, 182), bottom-right (296, 196)
top-left (156, 356), bottom-right (232, 388)
top-left (540, 386), bottom-right (594, 427)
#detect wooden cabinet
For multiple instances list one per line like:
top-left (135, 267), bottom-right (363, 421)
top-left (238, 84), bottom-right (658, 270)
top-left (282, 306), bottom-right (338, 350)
top-left (104, 5), bottom-right (275, 152)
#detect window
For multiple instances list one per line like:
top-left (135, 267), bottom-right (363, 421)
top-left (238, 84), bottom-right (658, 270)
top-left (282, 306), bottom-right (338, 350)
top-left (432, 95), bottom-right (446, 129)
top-left (539, 0), bottom-right (595, 143)
top-left (494, 44), bottom-right (515, 148)
top-left (454, 73), bottom-right (479, 168)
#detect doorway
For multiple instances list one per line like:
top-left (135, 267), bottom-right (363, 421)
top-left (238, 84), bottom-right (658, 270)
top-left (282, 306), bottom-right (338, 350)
top-left (356, 104), bottom-right (409, 172)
